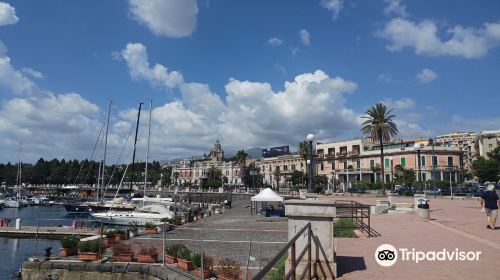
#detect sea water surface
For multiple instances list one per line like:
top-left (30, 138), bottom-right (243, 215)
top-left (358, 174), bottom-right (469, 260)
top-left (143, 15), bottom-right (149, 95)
top-left (0, 206), bottom-right (92, 278)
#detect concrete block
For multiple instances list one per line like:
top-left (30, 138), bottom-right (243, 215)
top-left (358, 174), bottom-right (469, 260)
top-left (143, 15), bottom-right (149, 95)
top-left (126, 263), bottom-right (142, 273)
top-left (68, 262), bottom-right (86, 271)
top-left (371, 205), bottom-right (390, 214)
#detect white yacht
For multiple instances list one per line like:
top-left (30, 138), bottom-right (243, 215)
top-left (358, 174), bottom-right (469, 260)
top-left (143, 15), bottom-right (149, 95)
top-left (91, 204), bottom-right (174, 226)
top-left (131, 196), bottom-right (174, 207)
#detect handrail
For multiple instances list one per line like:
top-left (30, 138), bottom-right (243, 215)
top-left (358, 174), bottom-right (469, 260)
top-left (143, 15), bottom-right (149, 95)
top-left (253, 223), bottom-right (311, 280)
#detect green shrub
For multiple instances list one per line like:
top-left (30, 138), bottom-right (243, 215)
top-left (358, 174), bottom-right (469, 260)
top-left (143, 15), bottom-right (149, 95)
top-left (165, 244), bottom-right (187, 257)
top-left (144, 222), bottom-right (156, 229)
top-left (160, 217), bottom-right (172, 223)
top-left (60, 235), bottom-right (79, 248)
top-left (177, 245), bottom-right (191, 260)
top-left (77, 240), bottom-right (100, 253)
top-left (334, 218), bottom-right (356, 238)
top-left (112, 243), bottom-right (132, 255)
top-left (191, 252), bottom-right (214, 269)
top-left (265, 254), bottom-right (286, 280)
top-left (139, 244), bottom-right (158, 256)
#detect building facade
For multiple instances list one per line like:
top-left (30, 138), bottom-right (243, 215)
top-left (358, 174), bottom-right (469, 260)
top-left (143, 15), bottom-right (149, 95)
top-left (478, 130), bottom-right (500, 159)
top-left (315, 138), bottom-right (464, 191)
top-left (435, 132), bottom-right (478, 171)
top-left (170, 140), bottom-right (243, 186)
top-left (258, 154), bottom-right (307, 188)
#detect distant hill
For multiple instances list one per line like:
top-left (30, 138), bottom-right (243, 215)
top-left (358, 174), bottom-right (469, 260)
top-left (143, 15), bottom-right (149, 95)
top-left (246, 147), bottom-right (263, 160)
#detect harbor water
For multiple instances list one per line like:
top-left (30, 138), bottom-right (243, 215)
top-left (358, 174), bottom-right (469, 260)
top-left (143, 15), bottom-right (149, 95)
top-left (0, 206), bottom-right (82, 279)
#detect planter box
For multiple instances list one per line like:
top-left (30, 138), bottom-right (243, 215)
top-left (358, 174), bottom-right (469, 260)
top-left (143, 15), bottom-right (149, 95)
top-left (165, 255), bottom-right (177, 264)
top-left (177, 258), bottom-right (193, 271)
top-left (144, 228), bottom-right (157, 234)
top-left (60, 247), bottom-right (78, 257)
top-left (195, 268), bottom-right (212, 278)
top-left (112, 252), bottom-right (134, 262)
top-left (79, 252), bottom-right (100, 262)
top-left (137, 254), bottom-right (158, 263)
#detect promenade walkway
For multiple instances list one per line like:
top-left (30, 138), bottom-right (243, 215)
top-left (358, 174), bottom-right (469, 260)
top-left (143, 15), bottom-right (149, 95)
top-left (321, 195), bottom-right (500, 280)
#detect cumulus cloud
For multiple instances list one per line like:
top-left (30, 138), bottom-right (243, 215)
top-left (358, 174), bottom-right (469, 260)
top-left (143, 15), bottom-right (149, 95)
top-left (383, 0), bottom-right (408, 18)
top-left (382, 98), bottom-right (416, 110)
top-left (299, 29), bottom-right (311, 46)
top-left (0, 2), bottom-right (18, 26)
top-left (267, 37), bottom-right (283, 47)
top-left (321, 0), bottom-right (344, 20)
top-left (21, 68), bottom-right (44, 79)
top-left (0, 41), bottom-right (37, 94)
top-left (417, 68), bottom-right (438, 84)
top-left (128, 0), bottom-right (198, 38)
top-left (377, 73), bottom-right (400, 84)
top-left (377, 18), bottom-right (500, 58)
top-left (120, 43), bottom-right (184, 90)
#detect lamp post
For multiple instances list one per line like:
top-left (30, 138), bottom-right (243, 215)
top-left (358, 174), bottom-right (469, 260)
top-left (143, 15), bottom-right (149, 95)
top-left (413, 143), bottom-right (423, 193)
top-left (389, 156), bottom-right (394, 192)
top-left (307, 133), bottom-right (315, 193)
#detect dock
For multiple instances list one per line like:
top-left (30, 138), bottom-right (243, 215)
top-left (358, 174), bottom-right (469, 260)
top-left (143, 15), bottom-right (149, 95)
top-left (0, 226), bottom-right (100, 239)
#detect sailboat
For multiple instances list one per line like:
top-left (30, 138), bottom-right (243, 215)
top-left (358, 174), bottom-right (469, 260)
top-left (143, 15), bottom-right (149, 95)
top-left (92, 100), bottom-right (174, 225)
top-left (4, 143), bottom-right (27, 208)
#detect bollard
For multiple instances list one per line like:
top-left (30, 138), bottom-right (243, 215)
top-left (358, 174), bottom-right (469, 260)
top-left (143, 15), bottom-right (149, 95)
top-left (15, 218), bottom-right (21, 230)
top-left (417, 199), bottom-right (430, 219)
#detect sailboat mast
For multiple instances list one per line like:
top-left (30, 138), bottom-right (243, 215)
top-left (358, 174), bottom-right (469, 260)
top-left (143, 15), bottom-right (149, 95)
top-left (144, 99), bottom-right (152, 205)
top-left (17, 142), bottom-right (22, 198)
top-left (100, 100), bottom-right (112, 201)
top-left (130, 102), bottom-right (143, 191)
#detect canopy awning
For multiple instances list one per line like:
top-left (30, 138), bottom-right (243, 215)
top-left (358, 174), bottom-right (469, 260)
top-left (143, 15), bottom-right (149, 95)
top-left (251, 188), bottom-right (283, 202)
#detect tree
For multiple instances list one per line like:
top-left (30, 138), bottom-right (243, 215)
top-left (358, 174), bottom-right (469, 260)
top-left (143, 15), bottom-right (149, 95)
top-left (206, 166), bottom-right (222, 180)
top-left (472, 157), bottom-right (499, 183)
top-left (487, 146), bottom-right (500, 164)
top-left (242, 163), bottom-right (263, 189)
top-left (298, 141), bottom-right (309, 171)
top-left (290, 170), bottom-right (305, 187)
top-left (394, 165), bottom-right (416, 189)
top-left (173, 172), bottom-right (179, 185)
top-left (313, 175), bottom-right (328, 186)
top-left (235, 150), bottom-right (248, 185)
top-left (361, 103), bottom-right (399, 195)
top-left (273, 166), bottom-right (281, 192)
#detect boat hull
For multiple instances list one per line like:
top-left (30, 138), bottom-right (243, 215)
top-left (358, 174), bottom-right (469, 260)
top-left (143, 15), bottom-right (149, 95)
top-left (91, 211), bottom-right (173, 226)
top-left (3, 200), bottom-right (26, 208)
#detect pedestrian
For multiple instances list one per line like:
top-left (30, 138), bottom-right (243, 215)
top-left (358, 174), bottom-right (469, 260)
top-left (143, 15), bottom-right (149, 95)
top-left (481, 183), bottom-right (499, 230)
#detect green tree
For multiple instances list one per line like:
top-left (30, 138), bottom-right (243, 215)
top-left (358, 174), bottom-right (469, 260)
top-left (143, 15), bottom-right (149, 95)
top-left (361, 102), bottom-right (399, 195)
top-left (290, 170), bottom-right (305, 187)
top-left (242, 163), bottom-right (263, 189)
top-left (472, 157), bottom-right (499, 183)
top-left (206, 166), bottom-right (222, 180)
top-left (298, 141), bottom-right (310, 170)
top-left (235, 150), bottom-right (248, 185)
top-left (273, 166), bottom-right (281, 192)
top-left (487, 146), bottom-right (500, 164)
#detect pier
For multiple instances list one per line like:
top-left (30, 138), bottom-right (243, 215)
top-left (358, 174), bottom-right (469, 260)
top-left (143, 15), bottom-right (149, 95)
top-left (0, 226), bottom-right (99, 239)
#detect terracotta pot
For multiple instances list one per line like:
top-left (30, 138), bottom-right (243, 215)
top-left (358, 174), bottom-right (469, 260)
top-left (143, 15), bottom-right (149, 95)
top-left (144, 228), bottom-right (157, 234)
top-left (112, 252), bottom-right (133, 262)
top-left (165, 255), bottom-right (177, 264)
top-left (137, 254), bottom-right (158, 263)
top-left (79, 252), bottom-right (100, 261)
top-left (177, 258), bottom-right (193, 271)
top-left (60, 247), bottom-right (78, 257)
top-left (195, 268), bottom-right (212, 278)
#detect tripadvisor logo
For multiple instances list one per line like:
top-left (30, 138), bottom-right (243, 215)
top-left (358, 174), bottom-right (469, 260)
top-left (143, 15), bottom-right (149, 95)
top-left (375, 244), bottom-right (482, 267)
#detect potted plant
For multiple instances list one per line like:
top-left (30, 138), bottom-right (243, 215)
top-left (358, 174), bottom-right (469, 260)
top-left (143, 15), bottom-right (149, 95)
top-left (144, 222), bottom-right (158, 234)
top-left (104, 230), bottom-right (116, 247)
top-left (160, 217), bottom-right (173, 231)
top-left (172, 215), bottom-right (182, 226)
top-left (137, 244), bottom-right (158, 263)
top-left (112, 243), bottom-right (134, 262)
top-left (165, 244), bottom-right (185, 264)
top-left (216, 258), bottom-right (241, 280)
top-left (113, 229), bottom-right (126, 241)
top-left (77, 240), bottom-right (101, 261)
top-left (60, 235), bottom-right (79, 257)
top-left (176, 246), bottom-right (193, 271)
top-left (192, 252), bottom-right (213, 278)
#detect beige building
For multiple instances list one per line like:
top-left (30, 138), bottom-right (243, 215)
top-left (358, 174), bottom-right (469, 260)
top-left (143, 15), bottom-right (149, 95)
top-left (316, 138), bottom-right (464, 191)
top-left (258, 154), bottom-right (306, 188)
top-left (435, 132), bottom-right (478, 171)
top-left (170, 140), bottom-right (243, 186)
top-left (478, 130), bottom-right (500, 159)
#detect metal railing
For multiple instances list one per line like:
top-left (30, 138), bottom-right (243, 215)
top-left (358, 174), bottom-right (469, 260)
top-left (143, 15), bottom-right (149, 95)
top-left (334, 200), bottom-right (380, 237)
top-left (253, 223), bottom-right (312, 280)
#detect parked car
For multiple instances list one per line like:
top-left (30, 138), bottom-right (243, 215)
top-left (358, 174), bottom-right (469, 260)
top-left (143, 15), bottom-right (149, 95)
top-left (347, 187), bottom-right (366, 193)
top-left (424, 187), bottom-right (441, 195)
top-left (394, 186), bottom-right (416, 195)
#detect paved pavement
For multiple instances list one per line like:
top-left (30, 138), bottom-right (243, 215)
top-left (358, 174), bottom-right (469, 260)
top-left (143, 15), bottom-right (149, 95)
top-left (321, 195), bottom-right (500, 280)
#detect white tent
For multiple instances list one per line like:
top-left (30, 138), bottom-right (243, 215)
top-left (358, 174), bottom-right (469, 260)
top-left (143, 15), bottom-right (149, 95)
top-left (251, 188), bottom-right (283, 202)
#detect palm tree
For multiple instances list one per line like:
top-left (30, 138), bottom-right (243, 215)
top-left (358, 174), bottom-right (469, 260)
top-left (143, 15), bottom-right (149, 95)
top-left (273, 166), bottom-right (281, 192)
top-left (236, 150), bottom-right (248, 185)
top-left (298, 140), bottom-right (309, 172)
top-left (361, 103), bottom-right (399, 195)
top-left (207, 166), bottom-right (222, 180)
top-left (173, 172), bottom-right (179, 186)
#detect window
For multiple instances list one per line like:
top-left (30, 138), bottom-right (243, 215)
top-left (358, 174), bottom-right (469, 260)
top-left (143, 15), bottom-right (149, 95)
top-left (385, 158), bottom-right (390, 168)
top-left (422, 173), bottom-right (427, 181)
top-left (447, 157), bottom-right (453, 167)
top-left (283, 165), bottom-right (288, 171)
top-left (343, 161), bottom-right (347, 169)
top-left (356, 160), bottom-right (360, 169)
top-left (489, 144), bottom-right (493, 148)
top-left (420, 156), bottom-right (426, 166)
top-left (401, 157), bottom-right (406, 167)
top-left (331, 161), bottom-right (335, 170)
top-left (432, 156), bottom-right (437, 166)
top-left (370, 159), bottom-right (375, 168)
top-left (320, 163), bottom-right (324, 171)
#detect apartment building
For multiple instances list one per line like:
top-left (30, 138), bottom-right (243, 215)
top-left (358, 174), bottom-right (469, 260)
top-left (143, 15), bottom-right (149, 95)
top-left (435, 132), bottom-right (478, 171)
top-left (478, 130), bottom-right (500, 159)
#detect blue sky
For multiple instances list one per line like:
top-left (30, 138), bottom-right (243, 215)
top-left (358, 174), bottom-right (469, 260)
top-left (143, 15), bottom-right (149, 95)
top-left (0, 0), bottom-right (499, 163)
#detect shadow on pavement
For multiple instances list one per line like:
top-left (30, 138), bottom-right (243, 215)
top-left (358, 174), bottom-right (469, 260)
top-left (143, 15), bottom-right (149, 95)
top-left (336, 256), bottom-right (367, 277)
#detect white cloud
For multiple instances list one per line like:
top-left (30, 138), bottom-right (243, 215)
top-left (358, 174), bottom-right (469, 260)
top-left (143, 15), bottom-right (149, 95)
top-left (128, 0), bottom-right (198, 38)
top-left (0, 2), bottom-right (18, 26)
top-left (377, 18), bottom-right (500, 58)
top-left (383, 0), bottom-right (408, 18)
top-left (267, 37), bottom-right (283, 47)
top-left (417, 68), bottom-right (438, 84)
top-left (120, 43), bottom-right (184, 90)
top-left (0, 41), bottom-right (37, 94)
top-left (21, 68), bottom-right (44, 79)
top-left (382, 98), bottom-right (416, 110)
top-left (299, 29), bottom-right (311, 46)
top-left (377, 73), bottom-right (400, 84)
top-left (321, 0), bottom-right (344, 20)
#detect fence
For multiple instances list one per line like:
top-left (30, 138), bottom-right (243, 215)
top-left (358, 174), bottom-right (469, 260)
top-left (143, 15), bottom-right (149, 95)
top-left (334, 200), bottom-right (380, 237)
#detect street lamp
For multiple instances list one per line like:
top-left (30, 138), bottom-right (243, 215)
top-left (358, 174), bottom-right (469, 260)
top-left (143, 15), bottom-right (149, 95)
top-left (389, 156), bottom-right (394, 192)
top-left (307, 133), bottom-right (315, 193)
top-left (413, 143), bottom-right (423, 193)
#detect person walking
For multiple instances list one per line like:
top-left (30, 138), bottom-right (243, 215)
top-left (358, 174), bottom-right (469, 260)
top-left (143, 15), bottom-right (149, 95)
top-left (481, 183), bottom-right (499, 230)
